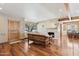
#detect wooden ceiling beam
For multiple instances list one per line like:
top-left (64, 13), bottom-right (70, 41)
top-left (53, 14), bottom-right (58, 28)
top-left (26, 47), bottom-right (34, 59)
top-left (64, 3), bottom-right (71, 21)
top-left (58, 16), bottom-right (79, 21)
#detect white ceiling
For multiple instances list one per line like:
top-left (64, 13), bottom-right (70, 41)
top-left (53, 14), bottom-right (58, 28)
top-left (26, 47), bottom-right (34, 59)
top-left (0, 3), bottom-right (79, 22)
top-left (69, 3), bottom-right (79, 17)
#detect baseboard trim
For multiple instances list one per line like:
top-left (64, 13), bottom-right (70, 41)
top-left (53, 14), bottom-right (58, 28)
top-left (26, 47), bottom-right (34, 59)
top-left (9, 40), bottom-right (22, 44)
top-left (0, 42), bottom-right (9, 45)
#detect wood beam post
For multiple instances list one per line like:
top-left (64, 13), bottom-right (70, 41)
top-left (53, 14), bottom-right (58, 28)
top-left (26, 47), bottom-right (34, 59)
top-left (64, 3), bottom-right (72, 21)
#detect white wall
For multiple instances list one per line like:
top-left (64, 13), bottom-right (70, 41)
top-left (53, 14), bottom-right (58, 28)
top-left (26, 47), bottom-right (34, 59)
top-left (37, 20), bottom-right (60, 39)
top-left (0, 14), bottom-right (8, 43)
top-left (37, 22), bottom-right (48, 35)
top-left (19, 19), bottom-right (26, 39)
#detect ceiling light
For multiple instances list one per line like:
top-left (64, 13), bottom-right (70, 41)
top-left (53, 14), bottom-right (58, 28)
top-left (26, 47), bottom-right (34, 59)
top-left (0, 7), bottom-right (2, 10)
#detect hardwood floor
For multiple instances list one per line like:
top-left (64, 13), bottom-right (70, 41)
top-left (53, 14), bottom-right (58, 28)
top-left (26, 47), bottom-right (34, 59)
top-left (0, 43), bottom-right (12, 56)
top-left (0, 41), bottom-right (61, 56)
top-left (61, 35), bottom-right (79, 56)
top-left (0, 35), bottom-right (79, 56)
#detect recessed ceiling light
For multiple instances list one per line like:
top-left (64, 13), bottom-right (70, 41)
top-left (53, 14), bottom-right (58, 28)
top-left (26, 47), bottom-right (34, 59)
top-left (0, 7), bottom-right (2, 10)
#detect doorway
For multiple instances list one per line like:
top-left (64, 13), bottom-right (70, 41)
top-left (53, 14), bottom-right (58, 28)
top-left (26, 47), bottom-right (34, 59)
top-left (60, 20), bottom-right (79, 56)
top-left (8, 20), bottom-right (20, 42)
